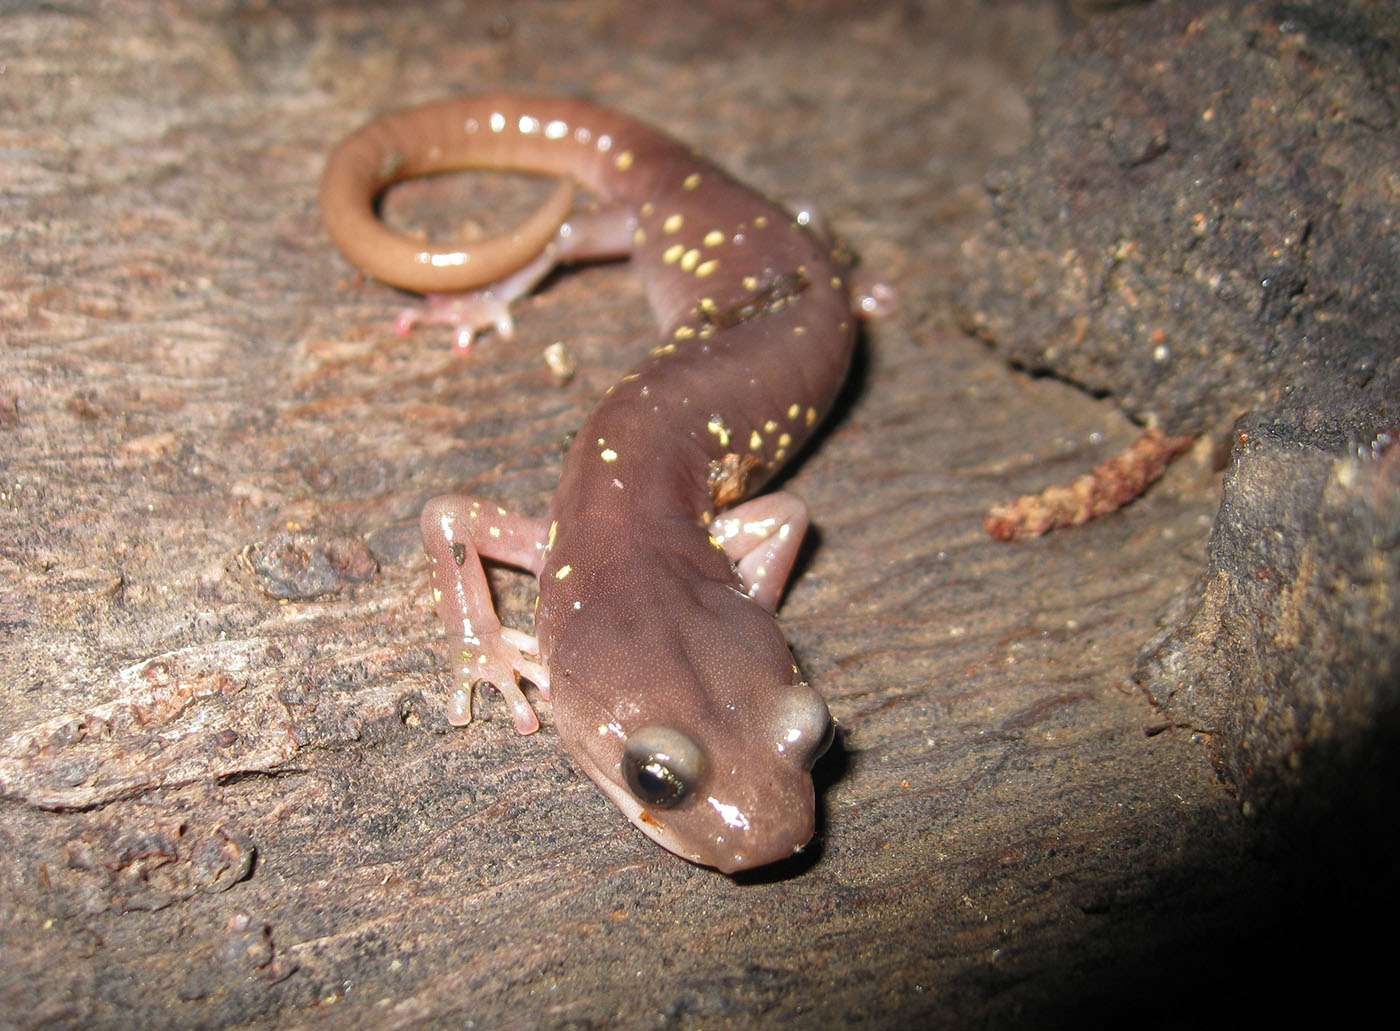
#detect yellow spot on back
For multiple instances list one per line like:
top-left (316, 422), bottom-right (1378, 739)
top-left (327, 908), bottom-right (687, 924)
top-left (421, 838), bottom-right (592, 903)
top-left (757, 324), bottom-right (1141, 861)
top-left (806, 407), bottom-right (818, 426)
top-left (683, 172), bottom-right (703, 190)
top-left (749, 430), bottom-right (763, 451)
top-left (633, 227), bottom-right (647, 246)
top-left (754, 215), bottom-right (769, 228)
top-left (695, 259), bottom-right (719, 278)
top-left (662, 243), bottom-right (685, 264)
top-left (703, 230), bottom-right (725, 248)
top-left (663, 213), bottom-right (684, 234)
top-left (614, 150), bottom-right (634, 171)
top-left (650, 341), bottom-right (678, 356)
top-left (555, 564), bottom-right (573, 580)
top-left (674, 325), bottom-right (696, 340)
top-left (787, 403), bottom-right (801, 419)
top-left (764, 420), bottom-right (778, 433)
top-left (680, 248), bottom-right (701, 271)
top-left (601, 448), bottom-right (618, 462)
top-left (707, 415), bottom-right (731, 447)
top-left (743, 275), bottom-right (759, 291)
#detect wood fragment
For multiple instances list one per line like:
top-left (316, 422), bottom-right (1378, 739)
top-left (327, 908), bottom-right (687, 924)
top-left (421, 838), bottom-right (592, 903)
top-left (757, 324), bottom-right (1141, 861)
top-left (985, 429), bottom-right (1194, 541)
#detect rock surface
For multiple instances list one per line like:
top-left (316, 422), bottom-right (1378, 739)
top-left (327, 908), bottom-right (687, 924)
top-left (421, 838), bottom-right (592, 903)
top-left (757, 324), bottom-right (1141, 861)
top-left (961, 0), bottom-right (1399, 817)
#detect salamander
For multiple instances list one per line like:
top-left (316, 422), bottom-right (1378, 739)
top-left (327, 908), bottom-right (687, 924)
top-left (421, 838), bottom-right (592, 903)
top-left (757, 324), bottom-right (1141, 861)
top-left (319, 95), bottom-right (855, 873)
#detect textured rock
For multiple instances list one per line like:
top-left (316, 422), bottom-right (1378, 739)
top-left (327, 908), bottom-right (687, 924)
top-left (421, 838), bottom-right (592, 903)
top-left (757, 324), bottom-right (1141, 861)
top-left (961, 0), bottom-right (1400, 815)
top-left (961, 0), bottom-right (1400, 437)
top-left (1137, 414), bottom-right (1400, 810)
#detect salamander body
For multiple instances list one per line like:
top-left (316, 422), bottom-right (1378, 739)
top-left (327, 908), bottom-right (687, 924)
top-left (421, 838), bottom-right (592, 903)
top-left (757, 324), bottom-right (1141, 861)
top-left (320, 95), bottom-right (855, 872)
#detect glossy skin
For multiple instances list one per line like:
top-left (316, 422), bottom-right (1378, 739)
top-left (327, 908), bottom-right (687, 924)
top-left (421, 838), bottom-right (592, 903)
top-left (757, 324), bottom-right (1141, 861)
top-left (321, 95), bottom-right (855, 872)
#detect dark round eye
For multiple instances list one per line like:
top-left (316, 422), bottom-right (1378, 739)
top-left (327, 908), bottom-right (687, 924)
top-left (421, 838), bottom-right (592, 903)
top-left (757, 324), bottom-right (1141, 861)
top-left (623, 725), bottom-right (704, 809)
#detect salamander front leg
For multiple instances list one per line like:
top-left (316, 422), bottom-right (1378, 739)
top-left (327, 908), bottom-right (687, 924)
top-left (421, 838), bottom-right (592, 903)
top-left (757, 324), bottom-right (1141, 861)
top-left (708, 492), bottom-right (810, 613)
top-left (420, 495), bottom-right (552, 733)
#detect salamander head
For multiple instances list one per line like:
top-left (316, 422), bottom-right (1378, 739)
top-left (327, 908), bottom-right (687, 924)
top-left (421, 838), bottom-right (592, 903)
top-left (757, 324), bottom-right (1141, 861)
top-left (537, 536), bottom-right (835, 873)
top-left (554, 674), bottom-right (834, 874)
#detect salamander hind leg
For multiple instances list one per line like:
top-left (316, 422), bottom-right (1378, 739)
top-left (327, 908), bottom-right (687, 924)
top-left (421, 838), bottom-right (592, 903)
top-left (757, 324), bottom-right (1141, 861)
top-left (396, 207), bottom-right (640, 353)
top-left (708, 492), bottom-right (810, 613)
top-left (420, 495), bottom-right (552, 733)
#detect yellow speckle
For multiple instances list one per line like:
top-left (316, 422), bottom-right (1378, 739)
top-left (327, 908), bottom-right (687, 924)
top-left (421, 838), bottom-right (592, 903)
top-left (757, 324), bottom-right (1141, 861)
top-left (663, 213), bottom-right (684, 234)
top-left (614, 150), bottom-right (634, 171)
top-left (683, 172), bottom-right (703, 190)
top-left (709, 534), bottom-right (725, 550)
top-left (601, 448), bottom-right (618, 462)
top-left (555, 564), bottom-right (573, 580)
top-left (707, 415), bottom-right (731, 447)
top-left (662, 243), bottom-right (685, 264)
top-left (806, 407), bottom-right (818, 426)
top-left (547, 520), bottom-right (558, 549)
top-left (778, 432), bottom-right (792, 448)
top-left (488, 526), bottom-right (502, 538)
top-left (650, 341), bottom-right (678, 356)
top-left (641, 201), bottom-right (655, 216)
top-left (764, 420), bottom-right (778, 433)
top-left (749, 430), bottom-right (763, 451)
top-left (698, 296), bottom-right (717, 312)
top-left (754, 215), bottom-right (769, 228)
top-left (674, 325), bottom-right (696, 340)
top-left (787, 403), bottom-right (801, 419)
top-left (742, 275), bottom-right (759, 291)
top-left (680, 248), bottom-right (701, 271)
top-left (633, 226), bottom-right (647, 246)
top-left (831, 276), bottom-right (843, 289)
top-left (793, 325), bottom-right (806, 335)
top-left (695, 259), bottom-right (719, 278)
top-left (703, 230), bottom-right (725, 248)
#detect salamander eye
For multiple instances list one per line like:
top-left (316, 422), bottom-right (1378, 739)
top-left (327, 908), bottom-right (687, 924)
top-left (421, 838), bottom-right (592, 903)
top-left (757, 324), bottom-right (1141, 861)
top-left (623, 726), bottom-right (704, 809)
top-left (773, 683), bottom-right (835, 770)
